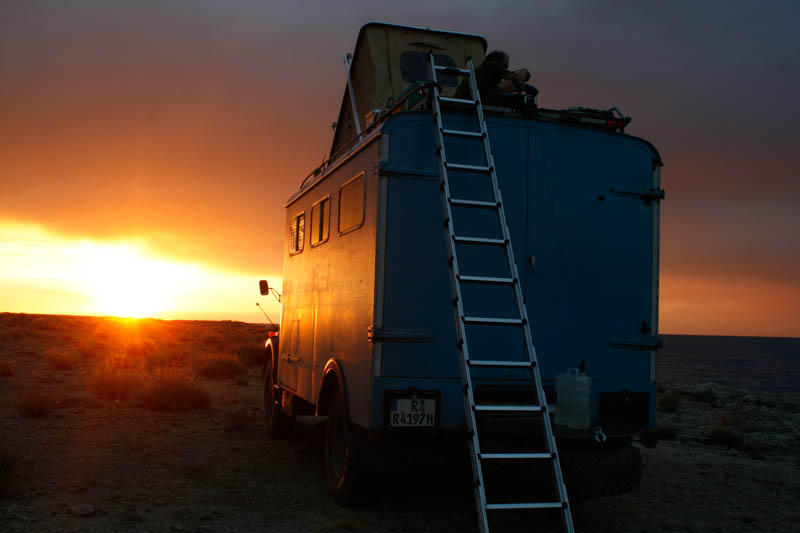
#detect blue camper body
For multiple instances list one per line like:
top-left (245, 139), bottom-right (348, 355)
top-left (262, 22), bottom-right (663, 504)
top-left (275, 110), bottom-right (662, 433)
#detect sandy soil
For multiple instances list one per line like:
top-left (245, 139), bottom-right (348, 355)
top-left (1, 313), bottom-right (799, 532)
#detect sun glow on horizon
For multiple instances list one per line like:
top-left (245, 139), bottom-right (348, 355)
top-left (0, 221), bottom-right (281, 321)
top-left (76, 241), bottom-right (200, 318)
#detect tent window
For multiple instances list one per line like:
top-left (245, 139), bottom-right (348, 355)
top-left (310, 195), bottom-right (330, 246)
top-left (339, 172), bottom-right (366, 234)
top-left (401, 52), bottom-right (458, 87)
top-left (289, 212), bottom-right (305, 255)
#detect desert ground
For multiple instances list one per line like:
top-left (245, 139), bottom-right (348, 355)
top-left (1, 313), bottom-right (798, 532)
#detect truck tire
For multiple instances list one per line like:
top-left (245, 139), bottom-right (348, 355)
top-left (264, 358), bottom-right (292, 438)
top-left (560, 444), bottom-right (642, 500)
top-left (325, 393), bottom-right (376, 506)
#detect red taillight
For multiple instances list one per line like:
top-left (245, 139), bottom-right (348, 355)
top-left (268, 331), bottom-right (277, 338)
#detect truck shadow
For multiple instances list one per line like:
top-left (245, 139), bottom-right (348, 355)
top-left (289, 417), bottom-right (566, 532)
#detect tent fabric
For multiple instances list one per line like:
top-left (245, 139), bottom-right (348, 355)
top-left (330, 23), bottom-right (487, 157)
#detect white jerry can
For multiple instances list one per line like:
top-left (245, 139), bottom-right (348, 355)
top-left (555, 368), bottom-right (592, 429)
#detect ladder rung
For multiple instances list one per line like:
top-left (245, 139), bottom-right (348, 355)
top-left (478, 452), bottom-right (553, 460)
top-left (441, 128), bottom-right (483, 138)
top-left (449, 198), bottom-right (498, 209)
top-left (445, 162), bottom-right (491, 173)
top-left (474, 404), bottom-right (543, 413)
top-left (457, 275), bottom-right (514, 285)
top-left (434, 65), bottom-right (470, 74)
top-left (453, 236), bottom-right (506, 246)
top-left (486, 502), bottom-right (565, 511)
top-left (467, 360), bottom-right (533, 368)
top-left (463, 316), bottom-right (522, 325)
top-left (439, 96), bottom-right (478, 105)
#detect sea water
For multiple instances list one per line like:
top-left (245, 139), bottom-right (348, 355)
top-left (658, 335), bottom-right (800, 394)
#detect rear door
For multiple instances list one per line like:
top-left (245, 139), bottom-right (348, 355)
top-left (526, 125), bottom-right (659, 382)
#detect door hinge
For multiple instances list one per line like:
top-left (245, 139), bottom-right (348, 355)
top-left (609, 186), bottom-right (665, 202)
top-left (607, 335), bottom-right (662, 350)
top-left (368, 326), bottom-right (433, 343)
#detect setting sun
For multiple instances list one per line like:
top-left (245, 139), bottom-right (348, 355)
top-left (78, 242), bottom-right (199, 318)
top-left (0, 221), bottom-right (280, 321)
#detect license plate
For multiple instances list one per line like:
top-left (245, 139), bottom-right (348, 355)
top-left (389, 397), bottom-right (436, 427)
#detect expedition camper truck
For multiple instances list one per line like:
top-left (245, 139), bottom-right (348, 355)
top-left (261, 22), bottom-right (663, 519)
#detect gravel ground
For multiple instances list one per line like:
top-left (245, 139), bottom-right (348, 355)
top-left (1, 314), bottom-right (799, 532)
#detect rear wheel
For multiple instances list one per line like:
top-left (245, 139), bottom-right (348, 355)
top-left (325, 392), bottom-right (375, 506)
top-left (263, 356), bottom-right (292, 438)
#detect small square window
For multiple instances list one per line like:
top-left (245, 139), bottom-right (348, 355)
top-left (311, 195), bottom-right (330, 246)
top-left (289, 211), bottom-right (305, 255)
top-left (339, 172), bottom-right (365, 234)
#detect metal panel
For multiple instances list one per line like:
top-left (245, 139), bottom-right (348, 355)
top-left (527, 123), bottom-right (658, 384)
top-left (280, 144), bottom-right (380, 428)
top-left (375, 111), bottom-right (661, 429)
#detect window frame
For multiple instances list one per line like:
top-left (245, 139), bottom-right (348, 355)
top-left (288, 210), bottom-right (305, 256)
top-left (338, 171), bottom-right (366, 236)
top-left (400, 51), bottom-right (458, 87)
top-left (310, 194), bottom-right (331, 247)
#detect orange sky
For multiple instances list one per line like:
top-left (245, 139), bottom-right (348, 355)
top-left (1, 2), bottom-right (798, 336)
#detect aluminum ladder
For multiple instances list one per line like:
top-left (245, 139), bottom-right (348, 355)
top-left (428, 54), bottom-right (574, 533)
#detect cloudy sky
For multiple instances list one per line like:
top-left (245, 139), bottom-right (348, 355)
top-left (1, 1), bottom-right (798, 335)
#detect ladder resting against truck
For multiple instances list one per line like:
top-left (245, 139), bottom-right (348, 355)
top-left (259, 21), bottom-right (664, 532)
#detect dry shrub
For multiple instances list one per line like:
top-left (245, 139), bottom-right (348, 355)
top-left (689, 387), bottom-right (717, 405)
top-left (708, 425), bottom-right (744, 450)
top-left (202, 334), bottom-right (224, 348)
top-left (233, 341), bottom-right (264, 367)
top-left (718, 413), bottom-right (761, 434)
top-left (144, 352), bottom-right (177, 371)
top-left (126, 340), bottom-right (156, 358)
top-left (319, 519), bottom-right (362, 531)
top-left (45, 350), bottom-right (76, 370)
top-left (138, 372), bottom-right (210, 412)
top-left (104, 351), bottom-right (139, 371)
top-left (75, 342), bottom-right (100, 360)
top-left (0, 447), bottom-right (15, 488)
top-left (752, 397), bottom-right (776, 408)
top-left (3, 326), bottom-right (25, 341)
top-left (224, 407), bottom-right (251, 432)
top-left (198, 354), bottom-right (244, 379)
top-left (15, 388), bottom-right (59, 417)
top-left (658, 390), bottom-right (681, 413)
top-left (0, 361), bottom-right (15, 377)
top-left (88, 364), bottom-right (141, 401)
top-left (655, 424), bottom-right (679, 440)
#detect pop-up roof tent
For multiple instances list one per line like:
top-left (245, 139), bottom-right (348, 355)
top-left (330, 22), bottom-right (487, 157)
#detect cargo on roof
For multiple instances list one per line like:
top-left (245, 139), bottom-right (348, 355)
top-left (330, 22), bottom-right (487, 157)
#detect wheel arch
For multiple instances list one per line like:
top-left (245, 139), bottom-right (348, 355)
top-left (264, 336), bottom-right (279, 382)
top-left (316, 358), bottom-right (347, 418)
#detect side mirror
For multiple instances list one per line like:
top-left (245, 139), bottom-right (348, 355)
top-left (259, 280), bottom-right (269, 296)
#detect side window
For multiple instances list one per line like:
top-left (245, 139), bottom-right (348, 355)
top-left (310, 195), bottom-right (330, 246)
top-left (339, 172), bottom-right (365, 234)
top-left (289, 211), bottom-right (305, 255)
top-left (400, 51), bottom-right (458, 87)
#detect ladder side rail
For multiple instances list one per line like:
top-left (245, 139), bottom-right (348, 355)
top-left (429, 53), bottom-right (490, 533)
top-left (465, 57), bottom-right (575, 532)
top-left (466, 56), bottom-right (561, 445)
